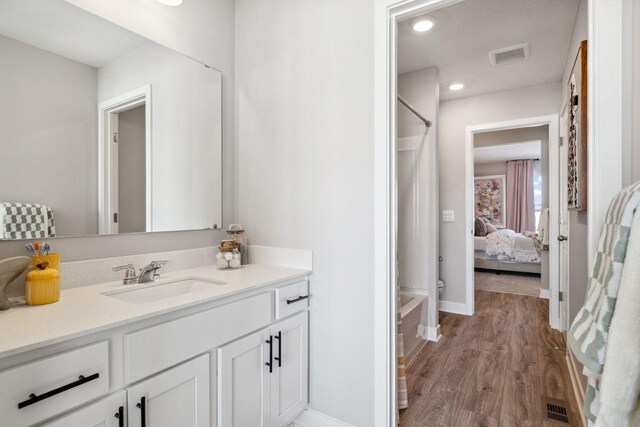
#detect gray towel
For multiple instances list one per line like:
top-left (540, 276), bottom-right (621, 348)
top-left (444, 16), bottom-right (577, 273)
top-left (0, 202), bottom-right (56, 240)
top-left (568, 181), bottom-right (640, 421)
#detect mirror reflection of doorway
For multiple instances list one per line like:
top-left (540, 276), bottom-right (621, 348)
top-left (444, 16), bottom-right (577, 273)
top-left (116, 105), bottom-right (146, 233)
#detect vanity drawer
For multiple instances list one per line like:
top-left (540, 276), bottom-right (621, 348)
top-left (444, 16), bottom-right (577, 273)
top-left (125, 292), bottom-right (272, 383)
top-left (275, 280), bottom-right (309, 319)
top-left (0, 341), bottom-right (109, 427)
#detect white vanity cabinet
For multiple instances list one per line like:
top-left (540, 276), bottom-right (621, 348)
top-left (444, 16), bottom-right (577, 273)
top-left (41, 391), bottom-right (126, 427)
top-left (127, 354), bottom-right (210, 427)
top-left (43, 355), bottom-right (210, 427)
top-left (1, 273), bottom-right (310, 427)
top-left (218, 311), bottom-right (308, 427)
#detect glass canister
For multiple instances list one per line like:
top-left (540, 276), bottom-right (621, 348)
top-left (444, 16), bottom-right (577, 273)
top-left (216, 239), bottom-right (241, 269)
top-left (226, 224), bottom-right (248, 265)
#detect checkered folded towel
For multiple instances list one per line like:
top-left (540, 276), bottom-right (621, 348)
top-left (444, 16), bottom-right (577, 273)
top-left (0, 202), bottom-right (56, 240)
top-left (568, 181), bottom-right (640, 421)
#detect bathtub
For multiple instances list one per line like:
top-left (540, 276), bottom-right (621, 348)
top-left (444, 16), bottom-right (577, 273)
top-left (399, 291), bottom-right (427, 364)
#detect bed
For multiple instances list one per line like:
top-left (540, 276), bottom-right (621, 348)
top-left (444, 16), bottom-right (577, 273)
top-left (474, 232), bottom-right (542, 275)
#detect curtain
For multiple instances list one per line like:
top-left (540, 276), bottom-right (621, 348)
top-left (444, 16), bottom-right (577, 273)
top-left (397, 291), bottom-right (408, 411)
top-left (506, 159), bottom-right (535, 232)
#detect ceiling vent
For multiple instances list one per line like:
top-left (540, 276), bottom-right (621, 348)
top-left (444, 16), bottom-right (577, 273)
top-left (489, 43), bottom-right (530, 66)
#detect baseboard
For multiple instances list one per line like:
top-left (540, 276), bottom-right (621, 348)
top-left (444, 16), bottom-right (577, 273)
top-left (293, 409), bottom-right (354, 427)
top-left (539, 289), bottom-right (550, 299)
top-left (427, 324), bottom-right (441, 341)
top-left (566, 349), bottom-right (587, 427)
top-left (439, 300), bottom-right (472, 315)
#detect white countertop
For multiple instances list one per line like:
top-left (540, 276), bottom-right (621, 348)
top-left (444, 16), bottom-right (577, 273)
top-left (0, 264), bottom-right (310, 359)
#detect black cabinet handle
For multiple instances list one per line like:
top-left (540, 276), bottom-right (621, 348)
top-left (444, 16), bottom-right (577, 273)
top-left (115, 405), bottom-right (124, 427)
top-left (265, 335), bottom-right (273, 373)
top-left (17, 373), bottom-right (100, 409)
top-left (274, 331), bottom-right (282, 367)
top-left (136, 396), bottom-right (146, 427)
top-left (286, 295), bottom-right (309, 305)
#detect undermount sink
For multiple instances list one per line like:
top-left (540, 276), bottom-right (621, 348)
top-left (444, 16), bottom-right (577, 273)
top-left (103, 277), bottom-right (227, 304)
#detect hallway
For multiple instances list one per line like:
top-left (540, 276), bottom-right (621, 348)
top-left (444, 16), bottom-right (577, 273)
top-left (399, 290), bottom-right (580, 426)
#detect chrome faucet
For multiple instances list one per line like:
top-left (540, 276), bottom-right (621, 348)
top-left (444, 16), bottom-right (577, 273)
top-left (112, 260), bottom-right (169, 285)
top-left (112, 264), bottom-right (137, 285)
top-left (138, 260), bottom-right (168, 283)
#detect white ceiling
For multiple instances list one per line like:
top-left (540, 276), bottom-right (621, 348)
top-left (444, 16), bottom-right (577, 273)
top-left (397, 0), bottom-right (580, 101)
top-left (474, 140), bottom-right (541, 164)
top-left (0, 0), bottom-right (147, 68)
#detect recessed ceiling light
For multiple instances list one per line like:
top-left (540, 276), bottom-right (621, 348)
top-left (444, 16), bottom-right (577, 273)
top-left (449, 83), bottom-right (464, 91)
top-left (157, 0), bottom-right (182, 6)
top-left (412, 19), bottom-right (434, 33)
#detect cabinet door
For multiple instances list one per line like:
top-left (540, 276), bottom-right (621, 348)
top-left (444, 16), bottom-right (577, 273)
top-left (41, 391), bottom-right (126, 427)
top-left (127, 354), bottom-right (209, 427)
top-left (218, 328), bottom-right (271, 427)
top-left (271, 312), bottom-right (309, 426)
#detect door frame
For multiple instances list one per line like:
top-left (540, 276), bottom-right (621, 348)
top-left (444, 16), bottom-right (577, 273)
top-left (464, 115), bottom-right (560, 328)
top-left (98, 85), bottom-right (152, 234)
top-left (374, 0), bottom-right (625, 425)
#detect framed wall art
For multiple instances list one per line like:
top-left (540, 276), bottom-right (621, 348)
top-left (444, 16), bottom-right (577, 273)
top-left (567, 40), bottom-right (588, 211)
top-left (474, 175), bottom-right (506, 228)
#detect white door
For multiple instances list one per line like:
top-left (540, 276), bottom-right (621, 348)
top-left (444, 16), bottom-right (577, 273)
top-left (558, 110), bottom-right (570, 330)
top-left (41, 391), bottom-right (126, 427)
top-left (127, 354), bottom-right (210, 427)
top-left (270, 312), bottom-right (309, 426)
top-left (218, 328), bottom-right (271, 427)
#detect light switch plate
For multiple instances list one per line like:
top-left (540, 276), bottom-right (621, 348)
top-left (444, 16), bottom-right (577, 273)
top-left (442, 210), bottom-right (455, 222)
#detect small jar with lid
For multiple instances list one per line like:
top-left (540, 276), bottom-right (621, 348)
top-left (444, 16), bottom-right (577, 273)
top-left (216, 239), bottom-right (241, 269)
top-left (226, 224), bottom-right (248, 265)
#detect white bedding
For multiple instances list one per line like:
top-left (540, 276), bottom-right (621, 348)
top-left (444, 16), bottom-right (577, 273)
top-left (485, 229), bottom-right (542, 264)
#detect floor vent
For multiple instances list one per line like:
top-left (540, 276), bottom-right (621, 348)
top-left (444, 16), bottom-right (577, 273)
top-left (546, 399), bottom-right (569, 423)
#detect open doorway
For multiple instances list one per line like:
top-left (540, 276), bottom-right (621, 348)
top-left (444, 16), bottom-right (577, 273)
top-left (98, 85), bottom-right (152, 235)
top-left (390, 0), bottom-right (580, 424)
top-left (472, 126), bottom-right (548, 298)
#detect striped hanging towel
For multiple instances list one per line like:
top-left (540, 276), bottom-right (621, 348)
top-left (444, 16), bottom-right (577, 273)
top-left (0, 202), bottom-right (57, 240)
top-left (568, 181), bottom-right (640, 421)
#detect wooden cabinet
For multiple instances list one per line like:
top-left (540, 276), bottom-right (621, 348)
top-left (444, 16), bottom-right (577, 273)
top-left (218, 311), bottom-right (308, 427)
top-left (41, 391), bottom-right (126, 427)
top-left (127, 354), bottom-right (210, 427)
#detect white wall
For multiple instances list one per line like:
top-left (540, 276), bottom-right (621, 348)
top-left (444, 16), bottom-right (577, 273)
top-left (474, 161), bottom-right (506, 177)
top-left (631, 0), bottom-right (640, 183)
top-left (0, 0), bottom-right (235, 261)
top-left (0, 34), bottom-right (98, 237)
top-left (235, 0), bottom-right (375, 424)
top-left (98, 42), bottom-right (222, 232)
top-left (439, 82), bottom-right (561, 305)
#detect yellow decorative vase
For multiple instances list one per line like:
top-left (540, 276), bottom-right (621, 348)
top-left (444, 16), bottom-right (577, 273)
top-left (26, 254), bottom-right (61, 305)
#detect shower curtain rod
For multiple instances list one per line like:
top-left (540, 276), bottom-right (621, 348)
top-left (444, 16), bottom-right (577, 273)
top-left (397, 95), bottom-right (432, 128)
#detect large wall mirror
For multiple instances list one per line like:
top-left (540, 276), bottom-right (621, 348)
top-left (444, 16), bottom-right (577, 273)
top-left (0, 0), bottom-right (222, 240)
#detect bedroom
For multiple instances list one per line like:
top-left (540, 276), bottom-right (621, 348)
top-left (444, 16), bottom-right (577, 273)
top-left (473, 126), bottom-right (549, 298)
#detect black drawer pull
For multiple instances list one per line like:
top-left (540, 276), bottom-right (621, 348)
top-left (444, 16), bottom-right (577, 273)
top-left (137, 396), bottom-right (146, 427)
top-left (274, 331), bottom-right (282, 367)
top-left (17, 373), bottom-right (100, 409)
top-left (265, 336), bottom-right (273, 373)
top-left (286, 295), bottom-right (309, 305)
top-left (115, 405), bottom-right (124, 427)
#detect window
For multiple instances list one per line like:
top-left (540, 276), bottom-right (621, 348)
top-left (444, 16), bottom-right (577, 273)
top-left (533, 160), bottom-right (543, 228)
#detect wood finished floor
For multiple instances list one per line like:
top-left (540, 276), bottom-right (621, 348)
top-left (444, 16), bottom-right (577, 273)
top-left (399, 290), bottom-right (580, 427)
